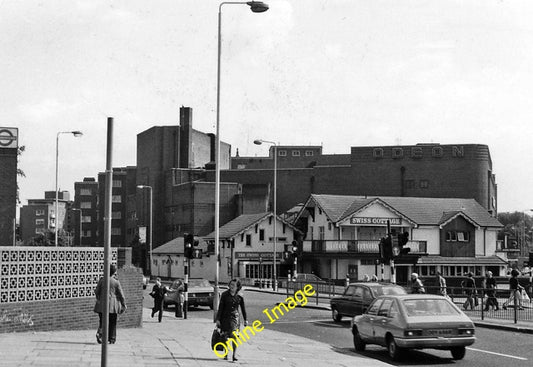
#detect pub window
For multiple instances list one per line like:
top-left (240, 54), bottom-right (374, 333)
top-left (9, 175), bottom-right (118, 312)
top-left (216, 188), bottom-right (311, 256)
top-left (282, 223), bottom-right (286, 233)
top-left (278, 150), bottom-right (287, 157)
top-left (305, 150), bottom-right (314, 156)
top-left (419, 179), bottom-right (429, 189)
top-left (445, 231), bottom-right (457, 242)
top-left (255, 224), bottom-right (258, 233)
top-left (259, 229), bottom-right (265, 241)
top-left (246, 234), bottom-right (252, 247)
top-left (35, 209), bottom-right (44, 216)
top-left (240, 233), bottom-right (244, 242)
top-left (80, 188), bottom-right (92, 195)
top-left (292, 150), bottom-right (300, 157)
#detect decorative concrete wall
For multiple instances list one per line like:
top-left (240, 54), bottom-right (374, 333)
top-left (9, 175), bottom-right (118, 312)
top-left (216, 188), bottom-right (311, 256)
top-left (0, 246), bottom-right (143, 333)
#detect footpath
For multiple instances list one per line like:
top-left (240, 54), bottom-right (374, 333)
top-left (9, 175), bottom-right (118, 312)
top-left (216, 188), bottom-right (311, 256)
top-left (1, 286), bottom-right (532, 367)
top-left (0, 300), bottom-right (389, 367)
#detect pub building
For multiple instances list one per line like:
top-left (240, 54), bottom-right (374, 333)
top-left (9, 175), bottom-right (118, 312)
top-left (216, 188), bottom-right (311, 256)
top-left (295, 194), bottom-right (506, 285)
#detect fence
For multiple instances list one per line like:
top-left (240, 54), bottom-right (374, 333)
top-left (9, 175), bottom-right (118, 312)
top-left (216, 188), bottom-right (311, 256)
top-left (0, 246), bottom-right (143, 333)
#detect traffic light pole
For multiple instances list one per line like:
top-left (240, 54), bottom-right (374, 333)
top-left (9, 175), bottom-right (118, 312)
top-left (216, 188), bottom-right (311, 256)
top-left (184, 257), bottom-right (189, 320)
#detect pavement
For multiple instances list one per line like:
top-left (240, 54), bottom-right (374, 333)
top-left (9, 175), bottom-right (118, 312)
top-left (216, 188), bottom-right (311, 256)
top-left (1, 286), bottom-right (532, 367)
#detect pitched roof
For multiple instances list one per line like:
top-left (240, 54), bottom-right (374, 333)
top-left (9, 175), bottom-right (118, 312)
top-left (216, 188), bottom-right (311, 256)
top-left (302, 194), bottom-right (502, 228)
top-left (203, 212), bottom-right (300, 240)
top-left (153, 237), bottom-right (182, 254)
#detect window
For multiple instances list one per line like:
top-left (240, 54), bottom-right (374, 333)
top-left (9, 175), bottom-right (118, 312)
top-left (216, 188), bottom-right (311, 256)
top-left (82, 216), bottom-right (92, 223)
top-left (80, 202), bottom-right (91, 209)
top-left (112, 211), bottom-right (122, 219)
top-left (378, 299), bottom-right (393, 317)
top-left (246, 234), bottom-right (252, 247)
top-left (259, 229), bottom-right (265, 241)
top-left (305, 150), bottom-right (314, 157)
top-left (112, 180), bottom-right (122, 187)
top-left (292, 150), bottom-right (300, 157)
top-left (278, 150), bottom-right (287, 157)
top-left (35, 219), bottom-right (44, 225)
top-left (80, 188), bottom-right (92, 195)
top-left (446, 231), bottom-right (470, 242)
top-left (111, 228), bottom-right (121, 235)
top-left (35, 209), bottom-right (44, 216)
top-left (366, 299), bottom-right (383, 315)
top-left (35, 228), bottom-right (44, 234)
top-left (82, 230), bottom-right (92, 238)
top-left (404, 180), bottom-right (415, 189)
top-left (112, 195), bottom-right (122, 203)
top-left (419, 179), bottom-right (429, 189)
top-left (309, 226), bottom-right (313, 240)
top-left (318, 226), bottom-right (325, 240)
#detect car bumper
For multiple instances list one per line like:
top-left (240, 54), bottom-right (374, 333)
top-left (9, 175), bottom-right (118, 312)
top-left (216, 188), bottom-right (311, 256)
top-left (395, 336), bottom-right (476, 349)
top-left (188, 297), bottom-right (213, 306)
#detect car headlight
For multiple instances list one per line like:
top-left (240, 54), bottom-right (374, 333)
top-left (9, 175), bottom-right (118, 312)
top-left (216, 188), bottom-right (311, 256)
top-left (404, 329), bottom-right (423, 337)
top-left (458, 328), bottom-right (475, 335)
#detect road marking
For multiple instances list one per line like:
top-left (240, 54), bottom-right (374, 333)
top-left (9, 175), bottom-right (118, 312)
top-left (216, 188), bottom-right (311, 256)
top-left (266, 319), bottom-right (346, 327)
top-left (467, 347), bottom-right (528, 361)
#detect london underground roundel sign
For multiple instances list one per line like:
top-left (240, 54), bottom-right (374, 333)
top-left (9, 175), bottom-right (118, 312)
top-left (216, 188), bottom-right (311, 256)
top-left (0, 128), bottom-right (18, 148)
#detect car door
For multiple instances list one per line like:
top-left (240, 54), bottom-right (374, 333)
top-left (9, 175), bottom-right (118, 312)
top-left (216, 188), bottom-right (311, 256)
top-left (336, 285), bottom-right (357, 315)
top-left (359, 298), bottom-right (383, 343)
top-left (372, 298), bottom-right (395, 346)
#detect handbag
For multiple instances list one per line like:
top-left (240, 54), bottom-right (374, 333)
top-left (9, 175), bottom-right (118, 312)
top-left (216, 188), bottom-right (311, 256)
top-left (211, 328), bottom-right (227, 351)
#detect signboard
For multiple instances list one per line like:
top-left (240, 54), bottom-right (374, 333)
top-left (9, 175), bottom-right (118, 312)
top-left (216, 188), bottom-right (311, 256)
top-left (138, 226), bottom-right (146, 243)
top-left (235, 252), bottom-right (283, 261)
top-left (349, 217), bottom-right (401, 225)
top-left (0, 127), bottom-right (18, 148)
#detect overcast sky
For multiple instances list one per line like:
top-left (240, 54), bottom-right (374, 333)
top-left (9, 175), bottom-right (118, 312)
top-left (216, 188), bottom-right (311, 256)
top-left (2, 0), bottom-right (533, 213)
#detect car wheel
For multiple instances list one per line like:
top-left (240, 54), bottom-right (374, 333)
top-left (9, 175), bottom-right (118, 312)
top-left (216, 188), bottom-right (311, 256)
top-left (332, 308), bottom-right (342, 322)
top-left (451, 346), bottom-right (466, 360)
top-left (387, 335), bottom-right (403, 361)
top-left (352, 327), bottom-right (366, 351)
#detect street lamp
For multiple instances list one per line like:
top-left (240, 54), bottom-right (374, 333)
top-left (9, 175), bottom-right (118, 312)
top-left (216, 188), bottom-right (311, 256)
top-left (137, 185), bottom-right (153, 276)
top-left (71, 208), bottom-right (82, 246)
top-left (214, 0), bottom-right (269, 316)
top-left (254, 139), bottom-right (277, 290)
top-left (55, 130), bottom-right (83, 246)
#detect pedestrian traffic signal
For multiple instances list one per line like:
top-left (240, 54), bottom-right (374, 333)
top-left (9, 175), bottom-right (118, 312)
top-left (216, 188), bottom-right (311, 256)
top-left (397, 231), bottom-right (410, 256)
top-left (184, 233), bottom-right (194, 259)
top-left (192, 248), bottom-right (202, 259)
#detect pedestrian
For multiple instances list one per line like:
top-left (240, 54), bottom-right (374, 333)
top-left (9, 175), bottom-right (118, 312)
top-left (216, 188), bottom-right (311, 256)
top-left (150, 277), bottom-right (167, 322)
top-left (371, 274), bottom-right (378, 282)
top-left (503, 269), bottom-right (524, 310)
top-left (483, 271), bottom-right (499, 311)
top-left (462, 272), bottom-right (477, 310)
top-left (215, 279), bottom-right (248, 361)
top-left (411, 273), bottom-right (425, 294)
top-left (94, 264), bottom-right (127, 344)
top-left (436, 271), bottom-right (447, 297)
top-left (345, 273), bottom-right (350, 288)
top-left (363, 274), bottom-right (370, 282)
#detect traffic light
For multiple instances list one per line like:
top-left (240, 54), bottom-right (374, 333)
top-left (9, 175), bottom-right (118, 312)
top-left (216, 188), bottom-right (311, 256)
top-left (192, 248), bottom-right (203, 259)
top-left (184, 233), bottom-right (194, 259)
top-left (379, 236), bottom-right (392, 263)
top-left (397, 231), bottom-right (410, 256)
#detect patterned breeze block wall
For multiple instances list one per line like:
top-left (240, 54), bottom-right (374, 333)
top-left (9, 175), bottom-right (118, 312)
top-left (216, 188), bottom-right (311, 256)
top-left (0, 247), bottom-right (143, 333)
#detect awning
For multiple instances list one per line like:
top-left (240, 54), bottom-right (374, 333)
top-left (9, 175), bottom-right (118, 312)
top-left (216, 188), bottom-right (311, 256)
top-left (415, 255), bottom-right (507, 266)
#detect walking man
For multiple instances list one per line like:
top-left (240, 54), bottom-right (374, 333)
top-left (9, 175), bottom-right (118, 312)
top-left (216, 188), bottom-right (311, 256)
top-left (150, 277), bottom-right (167, 322)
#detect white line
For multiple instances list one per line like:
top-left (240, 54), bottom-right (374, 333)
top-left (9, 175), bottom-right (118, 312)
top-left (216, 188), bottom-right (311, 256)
top-left (467, 347), bottom-right (528, 361)
top-left (266, 319), bottom-right (339, 325)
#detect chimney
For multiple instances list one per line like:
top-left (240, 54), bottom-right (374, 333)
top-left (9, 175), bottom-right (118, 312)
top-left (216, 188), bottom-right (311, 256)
top-left (179, 106), bottom-right (193, 168)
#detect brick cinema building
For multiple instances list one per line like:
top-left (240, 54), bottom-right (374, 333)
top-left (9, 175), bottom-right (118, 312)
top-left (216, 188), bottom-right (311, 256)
top-left (0, 127), bottom-right (18, 246)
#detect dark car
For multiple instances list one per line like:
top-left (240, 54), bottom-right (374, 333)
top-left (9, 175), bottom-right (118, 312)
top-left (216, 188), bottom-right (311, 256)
top-left (164, 278), bottom-right (215, 309)
top-left (330, 282), bottom-right (407, 322)
top-left (351, 294), bottom-right (475, 361)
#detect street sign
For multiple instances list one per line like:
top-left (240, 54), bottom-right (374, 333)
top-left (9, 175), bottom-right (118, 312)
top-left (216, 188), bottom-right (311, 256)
top-left (139, 226), bottom-right (146, 243)
top-left (0, 127), bottom-right (18, 148)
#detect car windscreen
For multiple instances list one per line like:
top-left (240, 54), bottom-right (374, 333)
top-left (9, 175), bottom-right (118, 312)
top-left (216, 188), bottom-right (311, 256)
top-left (402, 298), bottom-right (461, 317)
top-left (373, 286), bottom-right (407, 296)
top-left (188, 279), bottom-right (211, 287)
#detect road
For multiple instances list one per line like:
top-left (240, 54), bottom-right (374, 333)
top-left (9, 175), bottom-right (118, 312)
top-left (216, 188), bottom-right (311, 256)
top-left (143, 286), bottom-right (532, 366)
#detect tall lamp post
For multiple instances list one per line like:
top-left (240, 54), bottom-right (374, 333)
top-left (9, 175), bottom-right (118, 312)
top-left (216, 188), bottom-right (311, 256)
top-left (137, 185), bottom-right (153, 275)
top-left (214, 0), bottom-right (269, 317)
top-left (254, 139), bottom-right (277, 290)
top-left (55, 130), bottom-right (83, 246)
top-left (71, 208), bottom-right (82, 246)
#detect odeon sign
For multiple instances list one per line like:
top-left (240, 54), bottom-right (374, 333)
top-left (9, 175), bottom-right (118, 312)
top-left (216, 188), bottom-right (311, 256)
top-left (349, 217), bottom-right (401, 225)
top-left (0, 127), bottom-right (18, 149)
top-left (372, 145), bottom-right (465, 159)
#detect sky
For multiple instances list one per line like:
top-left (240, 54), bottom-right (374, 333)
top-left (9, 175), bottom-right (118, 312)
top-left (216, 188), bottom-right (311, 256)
top-left (2, 0), bottom-right (533, 213)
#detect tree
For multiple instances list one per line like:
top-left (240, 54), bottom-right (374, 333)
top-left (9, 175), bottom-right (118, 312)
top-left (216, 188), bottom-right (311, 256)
top-left (16, 145), bottom-right (25, 204)
top-left (497, 211), bottom-right (532, 248)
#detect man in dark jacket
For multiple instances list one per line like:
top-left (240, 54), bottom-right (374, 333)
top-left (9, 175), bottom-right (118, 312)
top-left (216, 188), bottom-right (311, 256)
top-left (150, 277), bottom-right (167, 322)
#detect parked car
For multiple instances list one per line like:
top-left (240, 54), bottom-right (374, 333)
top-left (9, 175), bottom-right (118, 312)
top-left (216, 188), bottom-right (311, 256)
top-left (293, 273), bottom-right (325, 283)
top-left (164, 278), bottom-right (215, 309)
top-left (351, 294), bottom-right (476, 361)
top-left (330, 282), bottom-right (406, 322)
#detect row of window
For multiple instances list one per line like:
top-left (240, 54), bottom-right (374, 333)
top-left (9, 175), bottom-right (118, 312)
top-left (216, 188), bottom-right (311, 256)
top-left (79, 180), bottom-right (122, 196)
top-left (404, 179), bottom-right (429, 189)
top-left (413, 265), bottom-right (487, 278)
top-left (277, 150), bottom-right (314, 157)
top-left (445, 231), bottom-right (470, 242)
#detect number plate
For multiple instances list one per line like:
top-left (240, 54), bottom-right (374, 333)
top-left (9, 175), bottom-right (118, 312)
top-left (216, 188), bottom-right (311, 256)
top-left (426, 329), bottom-right (454, 336)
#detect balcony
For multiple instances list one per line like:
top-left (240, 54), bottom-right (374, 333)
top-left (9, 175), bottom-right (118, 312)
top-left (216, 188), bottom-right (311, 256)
top-left (303, 239), bottom-right (427, 254)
